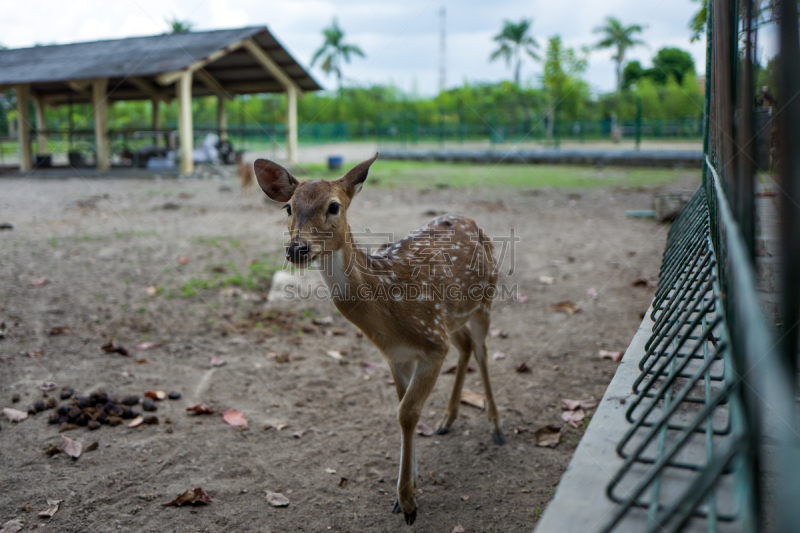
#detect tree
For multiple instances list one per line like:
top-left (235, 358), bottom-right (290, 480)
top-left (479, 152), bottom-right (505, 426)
top-left (542, 35), bottom-right (589, 137)
top-left (689, 0), bottom-right (707, 42)
top-left (489, 19), bottom-right (540, 86)
top-left (310, 18), bottom-right (365, 93)
top-left (593, 17), bottom-right (646, 94)
top-left (166, 16), bottom-right (193, 34)
top-left (649, 47), bottom-right (695, 85)
top-left (623, 60), bottom-right (645, 89)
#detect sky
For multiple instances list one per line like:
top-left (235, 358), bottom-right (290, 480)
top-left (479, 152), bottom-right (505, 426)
top-left (1, 0), bottom-right (716, 96)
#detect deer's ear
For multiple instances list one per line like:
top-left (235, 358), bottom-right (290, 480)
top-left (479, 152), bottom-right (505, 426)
top-left (253, 159), bottom-right (299, 203)
top-left (335, 152), bottom-right (379, 199)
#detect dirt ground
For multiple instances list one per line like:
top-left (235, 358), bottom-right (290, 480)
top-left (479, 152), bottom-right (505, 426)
top-left (0, 166), bottom-right (697, 532)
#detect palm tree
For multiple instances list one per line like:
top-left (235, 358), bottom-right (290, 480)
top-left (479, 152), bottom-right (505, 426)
top-left (310, 18), bottom-right (365, 92)
top-left (593, 17), bottom-right (646, 93)
top-left (489, 19), bottom-right (540, 85)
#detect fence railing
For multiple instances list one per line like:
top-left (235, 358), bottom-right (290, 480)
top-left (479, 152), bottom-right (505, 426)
top-left (597, 0), bottom-right (800, 530)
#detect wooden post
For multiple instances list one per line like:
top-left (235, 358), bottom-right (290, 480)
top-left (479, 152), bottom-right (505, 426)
top-left (92, 78), bottom-right (109, 171)
top-left (217, 95), bottom-right (228, 141)
top-left (151, 99), bottom-right (161, 146)
top-left (33, 95), bottom-right (47, 156)
top-left (177, 71), bottom-right (194, 174)
top-left (14, 84), bottom-right (32, 171)
top-left (287, 85), bottom-right (298, 164)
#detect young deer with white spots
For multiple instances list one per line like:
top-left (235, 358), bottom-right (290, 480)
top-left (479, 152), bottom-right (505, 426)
top-left (254, 153), bottom-right (503, 526)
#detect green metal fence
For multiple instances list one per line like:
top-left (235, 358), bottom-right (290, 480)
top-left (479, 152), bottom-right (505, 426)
top-left (598, 0), bottom-right (800, 530)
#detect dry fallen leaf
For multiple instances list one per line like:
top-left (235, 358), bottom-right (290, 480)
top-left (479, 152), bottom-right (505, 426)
top-left (136, 358), bottom-right (148, 364)
top-left (538, 275), bottom-right (555, 285)
top-left (30, 277), bottom-right (48, 287)
top-left (452, 525), bottom-right (466, 533)
top-left (177, 256), bottom-right (190, 265)
top-left (562, 399), bottom-right (598, 411)
top-left (209, 355), bottom-right (226, 367)
top-left (460, 389), bottom-right (485, 410)
top-left (586, 287), bottom-right (599, 299)
top-left (99, 340), bottom-right (129, 356)
top-left (441, 364), bottom-right (476, 374)
top-left (548, 301), bottom-right (581, 315)
top-left (631, 278), bottom-right (658, 288)
top-left (144, 390), bottom-right (167, 401)
top-left (313, 316), bottom-right (333, 326)
top-left (128, 415), bottom-right (144, 428)
top-left (292, 429), bottom-right (306, 438)
top-left (162, 487), bottom-right (212, 506)
top-left (266, 491), bottom-right (290, 507)
top-left (325, 468), bottom-right (337, 474)
top-left (274, 422), bottom-right (289, 430)
top-left (534, 425), bottom-right (563, 447)
top-left (0, 519), bottom-right (25, 533)
top-left (84, 442), bottom-right (99, 453)
top-left (135, 342), bottom-right (163, 351)
top-left (491, 350), bottom-right (506, 361)
top-left (338, 477), bottom-right (348, 487)
top-left (3, 408), bottom-right (28, 422)
top-left (515, 362), bottom-right (532, 373)
top-left (513, 426), bottom-right (528, 434)
top-left (599, 349), bottom-right (623, 362)
top-left (517, 295), bottom-right (529, 303)
top-left (38, 498), bottom-right (62, 518)
top-left (186, 403), bottom-right (215, 415)
top-left (415, 422), bottom-right (435, 437)
top-left (326, 350), bottom-right (343, 361)
top-left (359, 360), bottom-right (382, 373)
top-left (39, 381), bottom-right (58, 391)
top-left (489, 327), bottom-right (507, 338)
top-left (146, 285), bottom-right (158, 296)
top-left (48, 326), bottom-right (72, 336)
top-left (222, 409), bottom-right (248, 429)
top-left (61, 435), bottom-right (83, 458)
top-left (561, 409), bottom-right (586, 428)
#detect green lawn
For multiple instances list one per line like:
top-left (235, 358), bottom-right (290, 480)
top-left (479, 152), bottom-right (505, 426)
top-left (296, 160), bottom-right (696, 190)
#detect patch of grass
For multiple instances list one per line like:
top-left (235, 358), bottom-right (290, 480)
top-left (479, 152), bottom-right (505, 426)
top-left (177, 257), bottom-right (281, 297)
top-left (136, 306), bottom-right (147, 313)
top-left (298, 160), bottom-right (694, 190)
top-left (49, 237), bottom-right (58, 249)
top-left (180, 278), bottom-right (216, 298)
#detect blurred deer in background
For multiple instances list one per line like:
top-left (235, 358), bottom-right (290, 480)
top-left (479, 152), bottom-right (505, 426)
top-left (254, 153), bottom-right (503, 526)
top-left (235, 151), bottom-right (257, 209)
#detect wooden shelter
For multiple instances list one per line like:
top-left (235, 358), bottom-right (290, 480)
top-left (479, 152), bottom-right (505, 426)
top-left (0, 27), bottom-right (321, 173)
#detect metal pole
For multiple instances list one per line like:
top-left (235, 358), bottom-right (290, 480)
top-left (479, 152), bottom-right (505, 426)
top-left (777, 0), bottom-right (800, 379)
top-left (736, 0), bottom-right (755, 260)
top-left (635, 97), bottom-right (642, 150)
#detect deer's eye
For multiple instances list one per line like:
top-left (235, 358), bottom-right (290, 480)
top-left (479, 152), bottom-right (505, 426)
top-left (328, 202), bottom-right (340, 215)
top-left (284, 204), bottom-right (291, 216)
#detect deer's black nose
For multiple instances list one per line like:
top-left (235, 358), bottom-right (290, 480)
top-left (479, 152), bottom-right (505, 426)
top-left (286, 241), bottom-right (310, 263)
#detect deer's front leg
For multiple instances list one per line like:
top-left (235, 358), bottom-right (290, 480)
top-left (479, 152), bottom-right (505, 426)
top-left (394, 356), bottom-right (443, 526)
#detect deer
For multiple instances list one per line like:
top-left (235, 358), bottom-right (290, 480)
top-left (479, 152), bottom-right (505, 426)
top-left (253, 153), bottom-right (503, 526)
top-left (235, 151), bottom-right (258, 209)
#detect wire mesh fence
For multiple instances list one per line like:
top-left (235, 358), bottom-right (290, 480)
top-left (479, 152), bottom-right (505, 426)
top-left (597, 0), bottom-right (800, 530)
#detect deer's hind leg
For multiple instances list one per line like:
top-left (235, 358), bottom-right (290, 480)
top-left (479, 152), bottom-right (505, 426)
top-left (435, 326), bottom-right (474, 435)
top-left (470, 310), bottom-right (504, 445)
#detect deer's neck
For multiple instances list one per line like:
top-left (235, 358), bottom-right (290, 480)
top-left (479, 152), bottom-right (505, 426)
top-left (317, 227), bottom-right (367, 300)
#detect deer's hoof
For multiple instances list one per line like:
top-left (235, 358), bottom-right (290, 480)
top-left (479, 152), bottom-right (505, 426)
top-left (391, 500), bottom-right (402, 514)
top-left (492, 432), bottom-right (506, 445)
top-left (434, 426), bottom-right (449, 435)
top-left (404, 509), bottom-right (417, 526)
